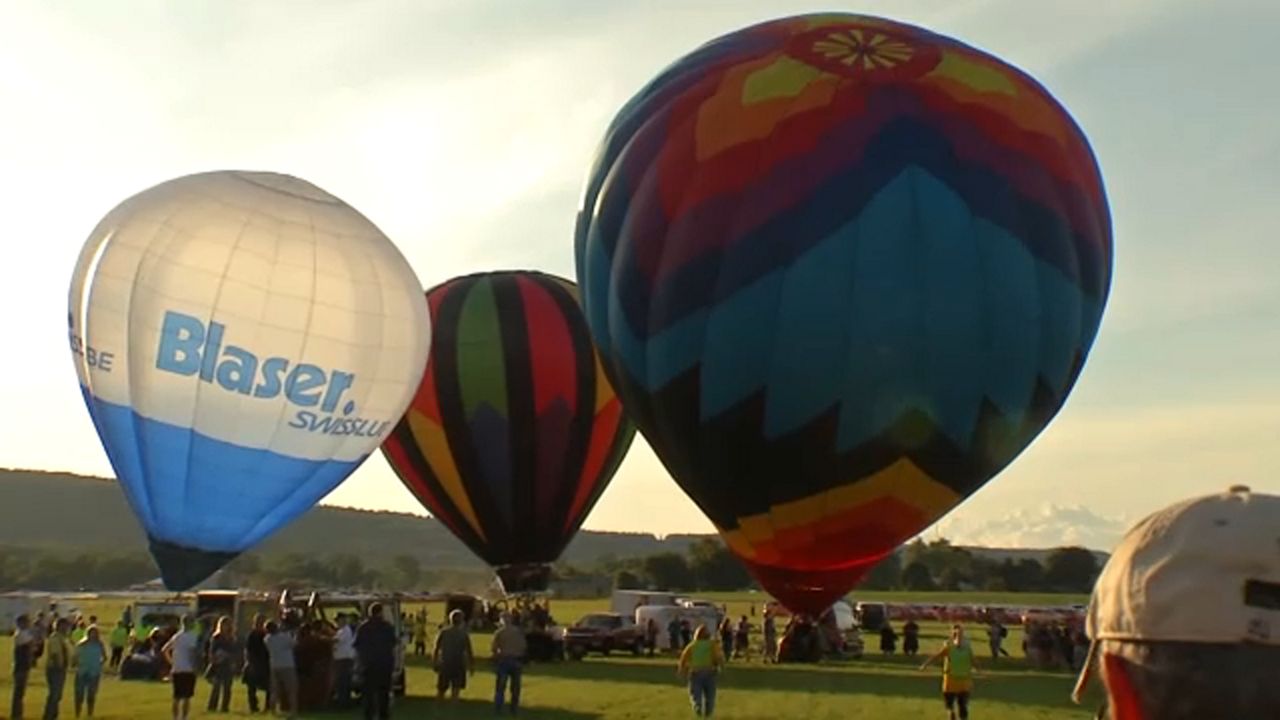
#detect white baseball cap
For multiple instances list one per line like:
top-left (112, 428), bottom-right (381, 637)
top-left (1072, 485), bottom-right (1280, 703)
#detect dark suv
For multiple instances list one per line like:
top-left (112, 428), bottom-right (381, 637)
top-left (563, 613), bottom-right (644, 659)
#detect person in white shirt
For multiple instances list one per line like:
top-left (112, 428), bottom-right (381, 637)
top-left (161, 617), bottom-right (199, 720)
top-left (264, 620), bottom-right (299, 720)
top-left (332, 614), bottom-right (358, 708)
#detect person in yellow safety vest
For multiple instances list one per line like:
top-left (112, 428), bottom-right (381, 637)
top-left (109, 622), bottom-right (129, 671)
top-left (71, 620), bottom-right (87, 645)
top-left (920, 624), bottom-right (982, 720)
top-left (677, 624), bottom-right (726, 717)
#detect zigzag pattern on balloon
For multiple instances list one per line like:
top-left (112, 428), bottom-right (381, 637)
top-left (624, 357), bottom-right (1069, 533)
top-left (602, 168), bottom-right (1102, 453)
top-left (574, 12), bottom-right (1112, 615)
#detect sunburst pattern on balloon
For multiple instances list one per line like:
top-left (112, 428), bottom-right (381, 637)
top-left (812, 28), bottom-right (915, 71)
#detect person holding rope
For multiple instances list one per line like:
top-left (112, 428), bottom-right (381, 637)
top-left (920, 624), bottom-right (982, 720)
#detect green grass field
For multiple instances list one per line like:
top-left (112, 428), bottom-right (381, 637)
top-left (1, 593), bottom-right (1106, 719)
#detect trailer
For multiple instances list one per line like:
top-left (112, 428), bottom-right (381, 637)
top-left (0, 592), bottom-right (51, 632)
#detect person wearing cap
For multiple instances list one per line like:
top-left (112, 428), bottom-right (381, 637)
top-left (919, 624), bottom-right (980, 720)
top-left (1072, 485), bottom-right (1280, 719)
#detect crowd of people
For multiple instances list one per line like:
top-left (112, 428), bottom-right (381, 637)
top-left (10, 611), bottom-right (113, 720)
top-left (8, 486), bottom-right (1277, 719)
top-left (8, 603), bottom-right (404, 720)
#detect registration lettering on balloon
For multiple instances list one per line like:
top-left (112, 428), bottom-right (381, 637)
top-left (68, 333), bottom-right (115, 372)
top-left (575, 13), bottom-right (1112, 615)
top-left (68, 312), bottom-right (116, 372)
top-left (69, 170), bottom-right (432, 590)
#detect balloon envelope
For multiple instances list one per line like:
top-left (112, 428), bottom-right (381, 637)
top-left (575, 14), bottom-right (1112, 614)
top-left (380, 271), bottom-right (635, 593)
top-left (69, 170), bottom-right (431, 590)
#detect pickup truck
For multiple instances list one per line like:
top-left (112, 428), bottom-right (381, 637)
top-left (563, 613), bottom-right (645, 660)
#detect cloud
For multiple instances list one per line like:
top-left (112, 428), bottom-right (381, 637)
top-left (930, 503), bottom-right (1131, 552)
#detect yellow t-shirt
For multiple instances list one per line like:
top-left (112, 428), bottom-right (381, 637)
top-left (941, 643), bottom-right (974, 694)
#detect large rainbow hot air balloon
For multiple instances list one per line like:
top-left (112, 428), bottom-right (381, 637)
top-left (69, 170), bottom-right (432, 590)
top-left (381, 271), bottom-right (635, 593)
top-left (575, 13), bottom-right (1112, 614)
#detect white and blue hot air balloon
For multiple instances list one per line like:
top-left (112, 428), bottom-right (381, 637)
top-left (67, 170), bottom-right (432, 590)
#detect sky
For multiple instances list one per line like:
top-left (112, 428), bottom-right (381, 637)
top-left (1, 0), bottom-right (1276, 553)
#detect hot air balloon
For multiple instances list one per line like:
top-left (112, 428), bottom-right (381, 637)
top-left (68, 170), bottom-right (432, 590)
top-left (380, 271), bottom-right (635, 593)
top-left (575, 14), bottom-right (1112, 614)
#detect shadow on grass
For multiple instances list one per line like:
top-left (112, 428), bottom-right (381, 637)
top-left (301, 696), bottom-right (600, 719)
top-left (515, 653), bottom-right (1094, 711)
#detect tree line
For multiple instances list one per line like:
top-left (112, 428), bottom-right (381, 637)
top-left (596, 537), bottom-right (757, 593)
top-left (0, 546), bottom-right (490, 593)
top-left (856, 538), bottom-right (1101, 593)
top-left (590, 537), bottom-right (1101, 596)
top-left (0, 536), bottom-right (1101, 596)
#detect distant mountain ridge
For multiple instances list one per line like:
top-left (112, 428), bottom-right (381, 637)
top-left (0, 468), bottom-right (1108, 569)
top-left (0, 469), bottom-right (704, 569)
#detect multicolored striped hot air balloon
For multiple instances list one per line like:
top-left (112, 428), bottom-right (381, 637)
top-left (575, 13), bottom-right (1112, 614)
top-left (380, 271), bottom-right (635, 593)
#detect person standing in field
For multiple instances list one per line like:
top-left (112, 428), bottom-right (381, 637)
top-left (413, 613), bottom-right (428, 657)
top-left (920, 624), bottom-right (980, 720)
top-left (162, 616), bottom-right (199, 720)
top-left (72, 625), bottom-right (106, 718)
top-left (12, 613), bottom-right (36, 720)
top-left (242, 613), bottom-right (271, 713)
top-left (902, 619), bottom-right (921, 657)
top-left (331, 613), bottom-right (357, 708)
top-left (43, 618), bottom-right (74, 720)
top-left (678, 624), bottom-right (726, 717)
top-left (70, 619), bottom-right (87, 647)
top-left (107, 622), bottom-right (128, 672)
top-left (734, 617), bottom-right (751, 660)
top-left (717, 618), bottom-right (734, 661)
top-left (491, 612), bottom-right (527, 715)
top-left (432, 610), bottom-right (474, 701)
top-left (986, 619), bottom-right (1009, 660)
top-left (264, 620), bottom-right (299, 720)
top-left (204, 616), bottom-right (234, 713)
top-left (355, 603), bottom-right (398, 720)
top-left (761, 611), bottom-right (777, 664)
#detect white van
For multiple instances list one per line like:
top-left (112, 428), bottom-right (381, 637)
top-left (635, 604), bottom-right (724, 650)
top-left (610, 590), bottom-right (680, 619)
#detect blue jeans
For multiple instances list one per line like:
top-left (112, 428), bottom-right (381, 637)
top-left (74, 672), bottom-right (100, 716)
top-left (494, 658), bottom-right (522, 713)
top-left (689, 669), bottom-right (717, 716)
top-left (44, 667), bottom-right (67, 720)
